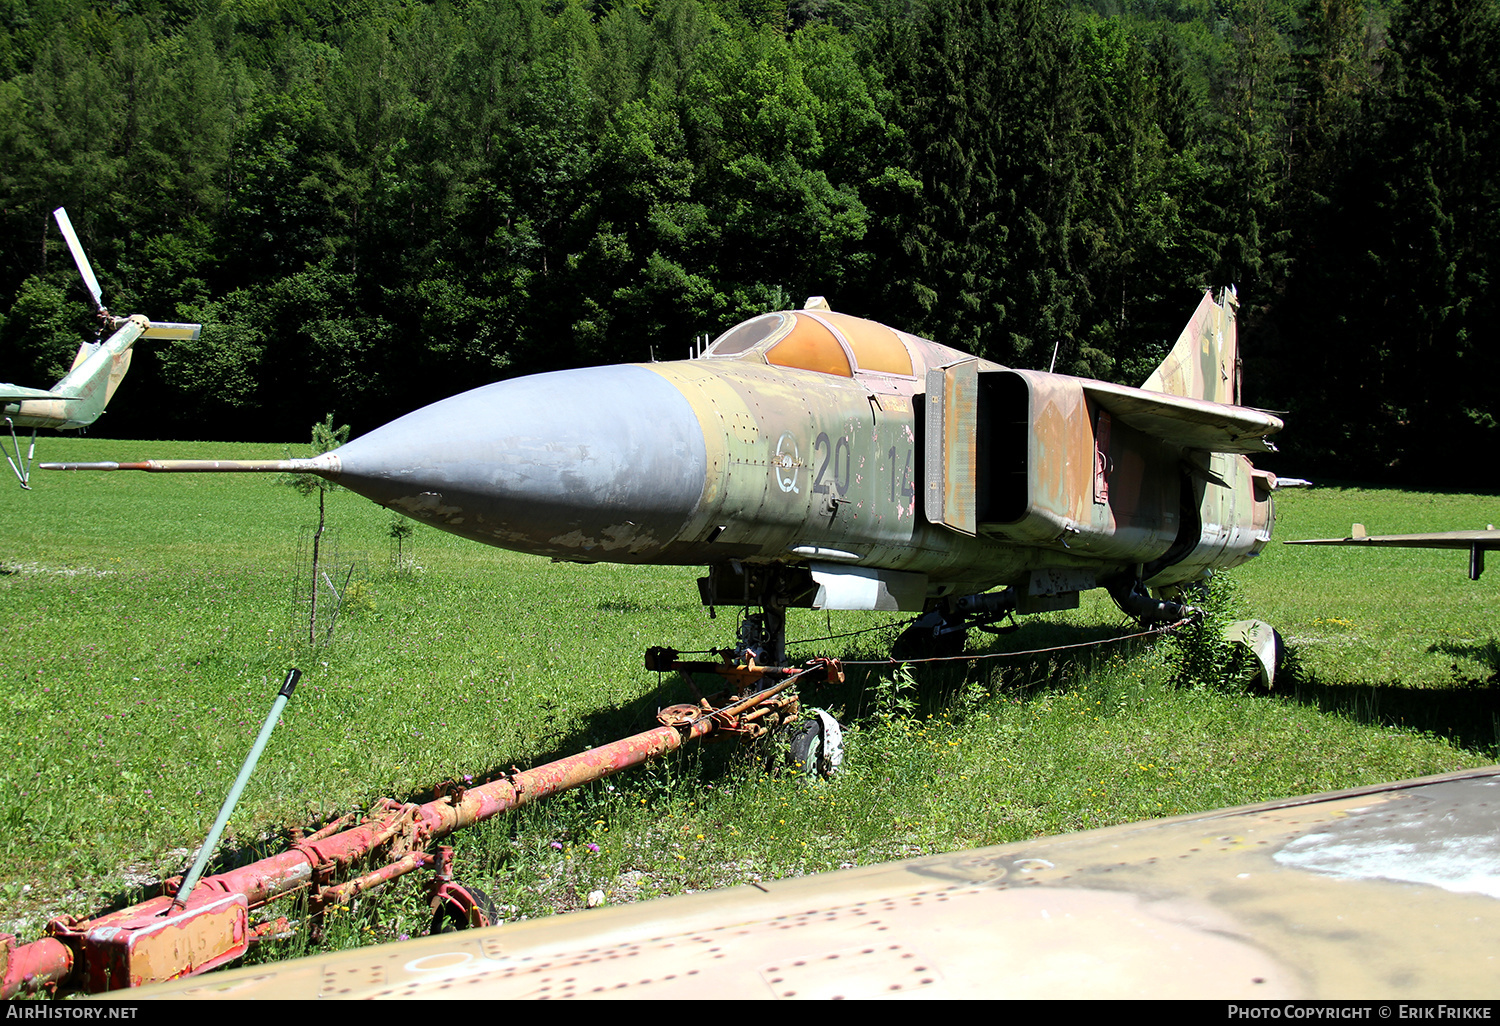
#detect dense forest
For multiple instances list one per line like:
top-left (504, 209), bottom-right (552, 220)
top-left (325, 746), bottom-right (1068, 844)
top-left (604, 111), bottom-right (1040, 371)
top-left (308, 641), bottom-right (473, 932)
top-left (0, 0), bottom-right (1495, 483)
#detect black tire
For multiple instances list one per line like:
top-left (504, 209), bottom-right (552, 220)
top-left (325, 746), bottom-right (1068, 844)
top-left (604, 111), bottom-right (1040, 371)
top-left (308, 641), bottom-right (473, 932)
top-left (429, 883), bottom-right (499, 934)
top-left (892, 623), bottom-right (968, 661)
top-left (788, 720), bottom-right (822, 777)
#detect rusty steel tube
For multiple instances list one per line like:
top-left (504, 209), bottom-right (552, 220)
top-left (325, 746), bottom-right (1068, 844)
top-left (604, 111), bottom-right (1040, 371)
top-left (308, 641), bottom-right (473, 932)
top-left (193, 718), bottom-right (711, 907)
top-left (0, 711), bottom-right (719, 998)
top-left (312, 721), bottom-right (715, 909)
top-left (0, 935), bottom-right (73, 997)
top-left (416, 720), bottom-right (710, 839)
top-left (319, 853), bottom-right (430, 908)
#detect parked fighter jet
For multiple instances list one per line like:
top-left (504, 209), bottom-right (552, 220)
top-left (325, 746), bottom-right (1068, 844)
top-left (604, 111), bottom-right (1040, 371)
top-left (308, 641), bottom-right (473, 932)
top-left (1288, 523), bottom-right (1500, 581)
top-left (2, 208), bottom-right (200, 487)
top-left (47, 289), bottom-right (1281, 657)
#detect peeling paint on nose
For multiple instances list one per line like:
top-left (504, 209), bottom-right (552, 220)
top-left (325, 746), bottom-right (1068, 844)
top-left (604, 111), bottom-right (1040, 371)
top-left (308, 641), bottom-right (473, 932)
top-left (329, 365), bottom-right (708, 561)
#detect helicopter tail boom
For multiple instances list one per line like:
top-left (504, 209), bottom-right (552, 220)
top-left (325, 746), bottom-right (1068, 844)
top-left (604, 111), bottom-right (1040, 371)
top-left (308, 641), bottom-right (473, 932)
top-left (6, 316), bottom-right (147, 430)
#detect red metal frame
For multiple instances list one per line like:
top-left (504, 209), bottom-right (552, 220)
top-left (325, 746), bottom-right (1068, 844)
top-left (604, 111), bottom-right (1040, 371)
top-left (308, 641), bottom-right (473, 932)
top-left (0, 657), bottom-right (840, 997)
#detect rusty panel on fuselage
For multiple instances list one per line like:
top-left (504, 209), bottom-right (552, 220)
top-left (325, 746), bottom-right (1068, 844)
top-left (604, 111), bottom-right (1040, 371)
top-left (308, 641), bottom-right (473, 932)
top-left (976, 369), bottom-right (1180, 566)
top-left (644, 359), bottom-right (933, 563)
top-left (645, 357), bottom-right (1177, 601)
top-left (635, 292), bottom-right (1270, 604)
top-left (1145, 451), bottom-right (1274, 588)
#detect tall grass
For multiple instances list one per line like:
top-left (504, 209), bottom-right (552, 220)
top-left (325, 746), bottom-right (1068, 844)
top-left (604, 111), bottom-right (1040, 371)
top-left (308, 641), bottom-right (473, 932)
top-left (0, 439), bottom-right (1492, 960)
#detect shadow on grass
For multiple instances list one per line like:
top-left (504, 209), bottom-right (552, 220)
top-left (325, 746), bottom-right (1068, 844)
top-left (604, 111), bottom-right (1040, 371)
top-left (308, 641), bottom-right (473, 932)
top-left (820, 618), bottom-right (1160, 722)
top-left (88, 619), bottom-right (1167, 923)
top-left (393, 616), bottom-right (1158, 798)
top-left (1429, 638), bottom-right (1500, 679)
top-left (1273, 644), bottom-right (1500, 757)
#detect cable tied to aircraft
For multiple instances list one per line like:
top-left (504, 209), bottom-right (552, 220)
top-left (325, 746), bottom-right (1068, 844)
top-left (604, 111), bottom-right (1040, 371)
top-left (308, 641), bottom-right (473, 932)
top-left (788, 615), bottom-right (922, 651)
top-left (834, 618), bottom-right (1192, 668)
top-left (677, 612), bottom-right (1188, 666)
top-left (666, 616), bottom-right (918, 658)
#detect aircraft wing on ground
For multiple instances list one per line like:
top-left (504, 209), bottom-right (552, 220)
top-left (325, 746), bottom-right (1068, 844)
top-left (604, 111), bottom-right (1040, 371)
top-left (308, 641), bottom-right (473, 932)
top-left (128, 766), bottom-right (1500, 1001)
top-left (1288, 524), bottom-right (1500, 579)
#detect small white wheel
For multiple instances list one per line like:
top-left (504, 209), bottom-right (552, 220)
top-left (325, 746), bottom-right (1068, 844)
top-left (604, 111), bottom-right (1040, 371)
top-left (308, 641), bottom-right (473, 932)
top-left (786, 711), bottom-right (843, 779)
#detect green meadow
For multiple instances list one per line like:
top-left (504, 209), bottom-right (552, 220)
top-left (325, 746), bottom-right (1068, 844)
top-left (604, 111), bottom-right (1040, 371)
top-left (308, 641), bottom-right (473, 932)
top-left (1, 436), bottom-right (1494, 960)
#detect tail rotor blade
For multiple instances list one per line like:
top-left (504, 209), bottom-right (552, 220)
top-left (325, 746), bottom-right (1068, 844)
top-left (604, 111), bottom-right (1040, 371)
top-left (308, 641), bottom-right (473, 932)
top-left (52, 208), bottom-right (104, 313)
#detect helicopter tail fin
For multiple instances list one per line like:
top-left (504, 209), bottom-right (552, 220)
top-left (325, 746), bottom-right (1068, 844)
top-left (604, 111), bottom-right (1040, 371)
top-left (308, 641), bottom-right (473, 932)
top-left (1141, 288), bottom-right (1240, 405)
top-left (5, 207), bottom-right (203, 432)
top-left (9, 316), bottom-right (148, 430)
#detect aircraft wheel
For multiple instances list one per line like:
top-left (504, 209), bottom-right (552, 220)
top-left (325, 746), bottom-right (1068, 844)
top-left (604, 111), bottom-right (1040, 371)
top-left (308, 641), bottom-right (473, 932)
top-left (892, 622), bottom-right (967, 662)
top-left (429, 882), bottom-right (499, 934)
top-left (786, 711), bottom-right (844, 780)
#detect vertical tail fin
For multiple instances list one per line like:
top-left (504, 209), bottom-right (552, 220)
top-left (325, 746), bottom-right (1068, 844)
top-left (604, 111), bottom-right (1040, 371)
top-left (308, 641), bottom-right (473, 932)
top-left (9, 316), bottom-right (148, 430)
top-left (1142, 288), bottom-right (1240, 404)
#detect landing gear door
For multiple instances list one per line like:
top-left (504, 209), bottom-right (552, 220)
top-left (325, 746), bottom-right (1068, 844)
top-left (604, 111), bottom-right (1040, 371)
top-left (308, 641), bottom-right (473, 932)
top-left (924, 359), bottom-right (978, 537)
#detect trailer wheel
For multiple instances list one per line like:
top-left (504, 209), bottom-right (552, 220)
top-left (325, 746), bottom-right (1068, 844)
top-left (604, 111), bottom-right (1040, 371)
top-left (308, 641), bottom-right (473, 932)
top-left (429, 882), bottom-right (499, 934)
top-left (787, 711), bottom-right (844, 780)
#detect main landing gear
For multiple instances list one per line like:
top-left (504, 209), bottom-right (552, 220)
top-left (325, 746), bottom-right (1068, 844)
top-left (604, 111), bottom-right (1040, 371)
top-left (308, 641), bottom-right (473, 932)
top-left (892, 588), bottom-right (1022, 661)
top-left (648, 566), bottom-right (846, 779)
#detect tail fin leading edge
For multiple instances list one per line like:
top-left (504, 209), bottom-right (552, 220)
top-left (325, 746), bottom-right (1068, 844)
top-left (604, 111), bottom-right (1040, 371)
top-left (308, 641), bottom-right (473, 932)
top-left (1142, 288), bottom-right (1239, 404)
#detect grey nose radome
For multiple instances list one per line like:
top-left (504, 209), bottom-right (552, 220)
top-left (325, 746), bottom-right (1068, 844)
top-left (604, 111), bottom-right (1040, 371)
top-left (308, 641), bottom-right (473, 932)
top-left (329, 364), bottom-right (708, 562)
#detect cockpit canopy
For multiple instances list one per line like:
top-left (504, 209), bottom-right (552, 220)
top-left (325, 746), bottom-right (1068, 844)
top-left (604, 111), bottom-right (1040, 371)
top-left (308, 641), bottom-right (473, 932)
top-left (702, 310), bottom-right (916, 379)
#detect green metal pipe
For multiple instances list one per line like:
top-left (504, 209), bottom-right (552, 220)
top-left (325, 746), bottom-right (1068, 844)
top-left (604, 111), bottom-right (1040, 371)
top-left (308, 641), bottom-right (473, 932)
top-left (169, 668), bottom-right (301, 912)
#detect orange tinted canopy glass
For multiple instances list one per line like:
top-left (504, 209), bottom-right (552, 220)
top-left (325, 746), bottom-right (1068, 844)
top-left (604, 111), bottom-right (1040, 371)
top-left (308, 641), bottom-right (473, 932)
top-left (820, 312), bottom-right (913, 376)
top-left (766, 313), bottom-right (853, 377)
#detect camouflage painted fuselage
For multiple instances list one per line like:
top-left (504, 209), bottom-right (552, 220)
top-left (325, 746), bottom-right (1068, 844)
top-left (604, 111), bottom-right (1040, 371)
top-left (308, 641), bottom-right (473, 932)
top-left (325, 294), bottom-right (1279, 611)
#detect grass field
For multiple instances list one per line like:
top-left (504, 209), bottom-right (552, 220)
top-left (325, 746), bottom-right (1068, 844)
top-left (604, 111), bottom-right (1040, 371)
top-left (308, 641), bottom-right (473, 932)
top-left (1, 436), bottom-right (1496, 963)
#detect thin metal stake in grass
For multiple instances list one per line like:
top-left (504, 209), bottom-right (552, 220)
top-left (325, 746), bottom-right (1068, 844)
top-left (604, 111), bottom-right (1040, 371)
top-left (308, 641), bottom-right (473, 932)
top-left (320, 563), bottom-right (356, 646)
top-left (286, 522), bottom-right (358, 654)
top-left (168, 668), bottom-right (302, 913)
top-left (309, 491), bottom-right (324, 646)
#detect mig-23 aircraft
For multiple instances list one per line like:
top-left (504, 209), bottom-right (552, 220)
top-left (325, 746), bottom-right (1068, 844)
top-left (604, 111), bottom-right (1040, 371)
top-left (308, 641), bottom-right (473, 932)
top-left (2, 289), bottom-right (1290, 993)
top-left (47, 287), bottom-right (1282, 663)
top-left (2, 208), bottom-right (201, 488)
